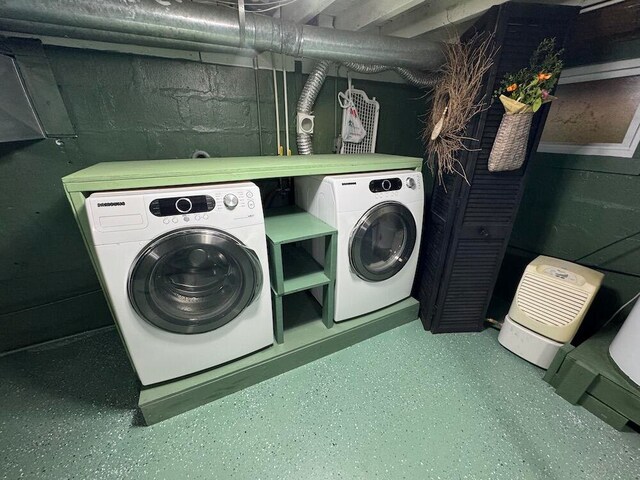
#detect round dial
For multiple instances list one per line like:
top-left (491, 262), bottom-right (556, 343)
top-left (406, 177), bottom-right (416, 189)
top-left (223, 193), bottom-right (239, 209)
top-left (175, 197), bottom-right (192, 213)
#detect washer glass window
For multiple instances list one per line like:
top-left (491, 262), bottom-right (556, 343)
top-left (128, 228), bottom-right (262, 334)
top-left (349, 202), bottom-right (417, 282)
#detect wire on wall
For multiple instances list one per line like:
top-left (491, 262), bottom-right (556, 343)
top-left (281, 51), bottom-right (291, 155)
top-left (253, 56), bottom-right (264, 155)
top-left (271, 52), bottom-right (282, 155)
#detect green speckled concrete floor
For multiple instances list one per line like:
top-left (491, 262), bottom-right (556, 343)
top-left (1, 321), bottom-right (639, 480)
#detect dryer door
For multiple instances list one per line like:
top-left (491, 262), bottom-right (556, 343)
top-left (349, 201), bottom-right (417, 282)
top-left (128, 227), bottom-right (263, 334)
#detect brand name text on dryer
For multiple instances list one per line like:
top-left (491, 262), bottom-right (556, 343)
top-left (97, 202), bottom-right (126, 207)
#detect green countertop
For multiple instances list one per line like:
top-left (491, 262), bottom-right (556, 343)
top-left (62, 153), bottom-right (422, 192)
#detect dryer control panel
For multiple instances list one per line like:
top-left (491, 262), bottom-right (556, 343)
top-left (369, 178), bottom-right (402, 193)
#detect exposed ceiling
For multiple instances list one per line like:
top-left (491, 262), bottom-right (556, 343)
top-left (0, 0), bottom-right (623, 72)
top-left (272, 0), bottom-right (616, 40)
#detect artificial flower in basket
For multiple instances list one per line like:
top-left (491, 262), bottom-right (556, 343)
top-left (488, 38), bottom-right (563, 172)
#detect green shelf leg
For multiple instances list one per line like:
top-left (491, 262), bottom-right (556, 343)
top-left (267, 240), bottom-right (284, 295)
top-left (325, 233), bottom-right (337, 280)
top-left (321, 233), bottom-right (337, 329)
top-left (272, 295), bottom-right (284, 344)
top-left (322, 282), bottom-right (334, 329)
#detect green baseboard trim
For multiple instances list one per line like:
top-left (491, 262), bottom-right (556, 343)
top-left (0, 290), bottom-right (113, 353)
top-left (139, 297), bottom-right (419, 425)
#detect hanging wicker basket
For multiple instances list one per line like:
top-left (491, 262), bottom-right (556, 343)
top-left (488, 112), bottom-right (534, 172)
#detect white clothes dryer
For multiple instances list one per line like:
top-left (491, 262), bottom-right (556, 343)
top-left (295, 170), bottom-right (424, 322)
top-left (85, 182), bottom-right (273, 385)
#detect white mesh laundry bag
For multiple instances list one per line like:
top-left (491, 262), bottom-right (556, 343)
top-left (338, 81), bottom-right (380, 154)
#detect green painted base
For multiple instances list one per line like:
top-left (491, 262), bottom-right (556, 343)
top-left (138, 297), bottom-right (419, 425)
top-left (544, 327), bottom-right (640, 431)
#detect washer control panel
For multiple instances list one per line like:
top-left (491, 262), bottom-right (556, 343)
top-left (369, 177), bottom-right (402, 193)
top-left (88, 182), bottom-right (262, 245)
top-left (148, 189), bottom-right (258, 218)
top-left (149, 195), bottom-right (215, 217)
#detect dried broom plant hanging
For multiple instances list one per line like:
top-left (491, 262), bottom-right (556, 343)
top-left (424, 34), bottom-right (496, 184)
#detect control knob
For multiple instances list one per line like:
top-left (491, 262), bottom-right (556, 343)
top-left (175, 197), bottom-right (192, 213)
top-left (406, 177), bottom-right (417, 189)
top-left (223, 193), bottom-right (239, 210)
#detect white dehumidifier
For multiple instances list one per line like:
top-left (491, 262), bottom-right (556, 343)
top-left (498, 255), bottom-right (604, 369)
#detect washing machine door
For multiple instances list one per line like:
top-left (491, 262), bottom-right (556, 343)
top-left (349, 201), bottom-right (417, 282)
top-left (128, 228), bottom-right (263, 334)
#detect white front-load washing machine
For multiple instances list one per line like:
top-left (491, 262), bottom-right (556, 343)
top-left (85, 182), bottom-right (273, 385)
top-left (295, 170), bottom-right (424, 322)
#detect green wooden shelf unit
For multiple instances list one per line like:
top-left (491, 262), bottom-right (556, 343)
top-left (543, 327), bottom-right (640, 432)
top-left (265, 206), bottom-right (337, 343)
top-left (61, 153), bottom-right (423, 425)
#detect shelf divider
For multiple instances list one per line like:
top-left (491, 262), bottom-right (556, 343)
top-left (281, 245), bottom-right (330, 295)
top-left (265, 206), bottom-right (337, 343)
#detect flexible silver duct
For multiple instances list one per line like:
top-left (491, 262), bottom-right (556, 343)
top-left (395, 68), bottom-right (440, 89)
top-left (342, 63), bottom-right (389, 74)
top-left (343, 62), bottom-right (441, 88)
top-left (297, 60), bottom-right (332, 155)
top-left (0, 0), bottom-right (444, 70)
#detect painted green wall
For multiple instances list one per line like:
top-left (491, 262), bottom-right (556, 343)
top-left (492, 35), bottom-right (640, 340)
top-left (0, 44), bottom-right (427, 351)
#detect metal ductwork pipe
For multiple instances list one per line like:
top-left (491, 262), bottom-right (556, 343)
top-left (342, 63), bottom-right (389, 74)
top-left (342, 62), bottom-right (441, 88)
top-left (297, 60), bottom-right (332, 155)
top-left (0, 0), bottom-right (444, 70)
top-left (395, 67), bottom-right (440, 89)
top-left (0, 18), bottom-right (259, 57)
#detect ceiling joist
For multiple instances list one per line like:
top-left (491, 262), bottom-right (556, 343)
top-left (333, 0), bottom-right (424, 31)
top-left (381, 0), bottom-right (509, 38)
top-left (280, 0), bottom-right (341, 24)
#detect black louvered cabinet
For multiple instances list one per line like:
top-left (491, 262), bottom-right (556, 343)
top-left (416, 3), bottom-right (579, 333)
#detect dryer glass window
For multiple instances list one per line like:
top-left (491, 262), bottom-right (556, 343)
top-left (349, 202), bottom-right (416, 282)
top-left (128, 228), bottom-right (262, 334)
